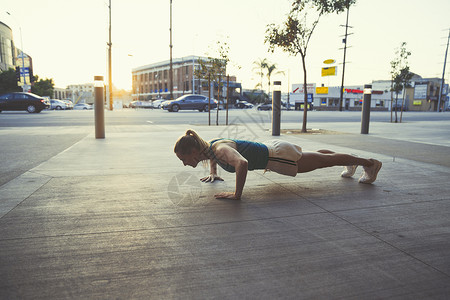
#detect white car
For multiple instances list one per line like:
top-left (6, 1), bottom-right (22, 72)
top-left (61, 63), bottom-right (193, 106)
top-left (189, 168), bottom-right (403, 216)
top-left (152, 99), bottom-right (164, 109)
top-left (73, 103), bottom-right (93, 110)
top-left (50, 99), bottom-right (67, 110)
top-left (61, 99), bottom-right (74, 110)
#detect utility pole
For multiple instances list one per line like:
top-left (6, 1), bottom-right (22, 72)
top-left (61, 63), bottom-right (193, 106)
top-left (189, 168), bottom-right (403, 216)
top-left (108, 0), bottom-right (113, 110)
top-left (169, 0), bottom-right (174, 99)
top-left (338, 5), bottom-right (352, 112)
top-left (438, 29), bottom-right (449, 112)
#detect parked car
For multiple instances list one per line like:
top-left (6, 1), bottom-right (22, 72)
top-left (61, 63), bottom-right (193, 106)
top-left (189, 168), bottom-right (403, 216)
top-left (0, 92), bottom-right (50, 113)
top-left (257, 103), bottom-right (272, 111)
top-left (61, 99), bottom-right (73, 110)
top-left (152, 99), bottom-right (164, 109)
top-left (73, 103), bottom-right (93, 110)
top-left (129, 101), bottom-right (153, 109)
top-left (392, 103), bottom-right (407, 111)
top-left (162, 94), bottom-right (217, 112)
top-left (50, 99), bottom-right (67, 110)
top-left (234, 101), bottom-right (254, 109)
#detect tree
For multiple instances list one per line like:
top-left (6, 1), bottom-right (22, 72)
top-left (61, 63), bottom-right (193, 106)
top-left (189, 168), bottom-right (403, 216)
top-left (265, 0), bottom-right (355, 132)
top-left (390, 42), bottom-right (412, 123)
top-left (0, 68), bottom-right (21, 94)
top-left (31, 76), bottom-right (54, 97)
top-left (194, 41), bottom-right (230, 125)
top-left (265, 63), bottom-right (285, 99)
top-left (252, 58), bottom-right (268, 91)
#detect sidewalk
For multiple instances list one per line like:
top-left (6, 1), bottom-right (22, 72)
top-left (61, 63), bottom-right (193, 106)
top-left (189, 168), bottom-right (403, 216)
top-left (1, 121), bottom-right (450, 299)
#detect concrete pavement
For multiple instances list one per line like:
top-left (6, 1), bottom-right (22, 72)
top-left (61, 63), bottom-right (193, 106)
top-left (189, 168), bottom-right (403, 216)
top-left (1, 116), bottom-right (450, 299)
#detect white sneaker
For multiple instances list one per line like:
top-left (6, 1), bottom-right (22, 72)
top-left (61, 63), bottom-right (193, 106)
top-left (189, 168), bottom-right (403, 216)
top-left (359, 159), bottom-right (382, 184)
top-left (341, 165), bottom-right (358, 178)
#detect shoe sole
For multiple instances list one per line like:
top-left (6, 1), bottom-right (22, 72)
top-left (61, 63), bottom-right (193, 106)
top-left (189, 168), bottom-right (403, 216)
top-left (341, 165), bottom-right (358, 178)
top-left (359, 160), bottom-right (382, 184)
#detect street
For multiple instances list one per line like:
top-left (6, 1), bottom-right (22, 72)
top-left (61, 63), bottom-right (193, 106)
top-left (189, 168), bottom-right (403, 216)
top-left (1, 107), bottom-right (450, 127)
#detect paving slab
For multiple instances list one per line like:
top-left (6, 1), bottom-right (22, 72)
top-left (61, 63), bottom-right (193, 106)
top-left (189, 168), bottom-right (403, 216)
top-left (1, 123), bottom-right (450, 299)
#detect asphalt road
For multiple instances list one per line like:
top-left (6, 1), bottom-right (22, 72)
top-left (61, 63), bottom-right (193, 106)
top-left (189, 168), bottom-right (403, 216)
top-left (1, 108), bottom-right (450, 127)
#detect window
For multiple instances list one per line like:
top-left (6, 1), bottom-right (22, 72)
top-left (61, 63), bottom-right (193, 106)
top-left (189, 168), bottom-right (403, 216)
top-left (329, 98), bottom-right (339, 106)
top-left (14, 93), bottom-right (30, 99)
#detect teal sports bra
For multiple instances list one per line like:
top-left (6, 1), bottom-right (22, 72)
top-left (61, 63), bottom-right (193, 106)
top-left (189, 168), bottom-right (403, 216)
top-left (208, 139), bottom-right (269, 173)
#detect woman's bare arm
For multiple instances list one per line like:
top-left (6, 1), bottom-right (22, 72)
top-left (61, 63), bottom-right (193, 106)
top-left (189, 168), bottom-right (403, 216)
top-left (200, 159), bottom-right (223, 182)
top-left (212, 144), bottom-right (248, 200)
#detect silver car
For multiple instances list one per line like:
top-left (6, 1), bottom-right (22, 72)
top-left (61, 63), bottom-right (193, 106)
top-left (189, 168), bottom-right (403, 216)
top-left (50, 99), bottom-right (67, 110)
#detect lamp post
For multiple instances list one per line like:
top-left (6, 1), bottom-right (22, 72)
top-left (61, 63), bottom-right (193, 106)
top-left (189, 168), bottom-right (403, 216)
top-left (94, 76), bottom-right (105, 139)
top-left (107, 0), bottom-right (113, 110)
top-left (360, 84), bottom-right (372, 134)
top-left (169, 0), bottom-right (174, 99)
top-left (272, 81), bottom-right (282, 136)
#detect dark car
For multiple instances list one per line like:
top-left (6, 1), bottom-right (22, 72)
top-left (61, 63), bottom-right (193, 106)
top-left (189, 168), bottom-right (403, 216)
top-left (234, 101), bottom-right (254, 109)
top-left (257, 103), bottom-right (272, 111)
top-left (162, 94), bottom-right (217, 112)
top-left (0, 92), bottom-right (50, 113)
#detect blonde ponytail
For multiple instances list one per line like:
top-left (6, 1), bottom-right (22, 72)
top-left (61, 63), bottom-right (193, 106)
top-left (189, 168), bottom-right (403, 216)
top-left (174, 129), bottom-right (209, 155)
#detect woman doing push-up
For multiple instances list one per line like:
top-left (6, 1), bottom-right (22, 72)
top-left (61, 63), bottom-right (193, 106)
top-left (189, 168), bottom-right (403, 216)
top-left (174, 129), bottom-right (382, 200)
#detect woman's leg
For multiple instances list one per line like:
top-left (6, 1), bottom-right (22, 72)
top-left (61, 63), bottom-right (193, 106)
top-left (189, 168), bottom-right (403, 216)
top-left (297, 151), bottom-right (373, 173)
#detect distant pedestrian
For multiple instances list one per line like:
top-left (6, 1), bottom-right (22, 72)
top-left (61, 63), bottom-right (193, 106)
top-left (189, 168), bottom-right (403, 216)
top-left (174, 129), bottom-right (382, 200)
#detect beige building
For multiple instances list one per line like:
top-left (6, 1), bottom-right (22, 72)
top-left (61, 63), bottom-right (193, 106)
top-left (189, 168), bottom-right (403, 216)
top-left (131, 55), bottom-right (241, 102)
top-left (403, 78), bottom-right (447, 111)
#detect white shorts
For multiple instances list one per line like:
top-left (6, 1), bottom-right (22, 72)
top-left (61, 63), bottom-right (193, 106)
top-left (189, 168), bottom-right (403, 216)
top-left (263, 140), bottom-right (302, 177)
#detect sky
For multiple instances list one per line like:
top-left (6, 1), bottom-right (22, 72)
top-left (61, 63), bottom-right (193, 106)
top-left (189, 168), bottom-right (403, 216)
top-left (1, 0), bottom-right (449, 93)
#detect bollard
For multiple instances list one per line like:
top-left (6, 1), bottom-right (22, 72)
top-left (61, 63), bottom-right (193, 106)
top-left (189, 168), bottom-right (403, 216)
top-left (360, 84), bottom-right (372, 134)
top-left (272, 81), bottom-right (281, 136)
top-left (94, 76), bottom-right (105, 139)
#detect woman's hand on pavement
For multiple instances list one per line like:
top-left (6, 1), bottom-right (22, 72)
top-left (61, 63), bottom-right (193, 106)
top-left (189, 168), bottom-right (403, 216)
top-left (214, 192), bottom-right (240, 200)
top-left (200, 174), bottom-right (224, 183)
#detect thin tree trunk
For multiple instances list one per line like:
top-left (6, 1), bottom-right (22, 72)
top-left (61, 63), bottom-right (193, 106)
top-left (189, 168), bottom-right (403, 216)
top-left (400, 84), bottom-right (405, 123)
top-left (394, 93), bottom-right (399, 123)
top-left (390, 79), bottom-right (393, 123)
top-left (301, 55), bottom-right (308, 133)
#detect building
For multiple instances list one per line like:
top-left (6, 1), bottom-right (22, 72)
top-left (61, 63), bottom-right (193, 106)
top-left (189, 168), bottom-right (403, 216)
top-left (0, 21), bottom-right (14, 72)
top-left (131, 55), bottom-right (242, 102)
top-left (53, 87), bottom-right (72, 100)
top-left (290, 83), bottom-right (390, 111)
top-left (1, 21), bottom-right (34, 92)
top-left (67, 83), bottom-right (95, 104)
top-left (403, 78), bottom-right (448, 111)
top-left (289, 74), bottom-right (448, 112)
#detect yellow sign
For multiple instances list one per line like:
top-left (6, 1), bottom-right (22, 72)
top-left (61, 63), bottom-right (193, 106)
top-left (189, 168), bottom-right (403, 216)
top-left (413, 100), bottom-right (422, 106)
top-left (321, 66), bottom-right (337, 77)
top-left (323, 59), bottom-right (335, 64)
top-left (316, 87), bottom-right (329, 94)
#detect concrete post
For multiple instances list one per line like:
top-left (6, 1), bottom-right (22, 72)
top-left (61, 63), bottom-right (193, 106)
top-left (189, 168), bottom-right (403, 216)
top-left (272, 81), bottom-right (281, 136)
top-left (94, 76), bottom-right (105, 139)
top-left (361, 84), bottom-right (372, 134)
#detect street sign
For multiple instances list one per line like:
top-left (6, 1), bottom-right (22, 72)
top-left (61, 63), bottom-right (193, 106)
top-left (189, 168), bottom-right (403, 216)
top-left (321, 66), bottom-right (337, 77)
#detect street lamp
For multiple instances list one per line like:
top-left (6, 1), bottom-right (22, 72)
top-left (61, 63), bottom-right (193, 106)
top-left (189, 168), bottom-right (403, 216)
top-left (6, 11), bottom-right (27, 91)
